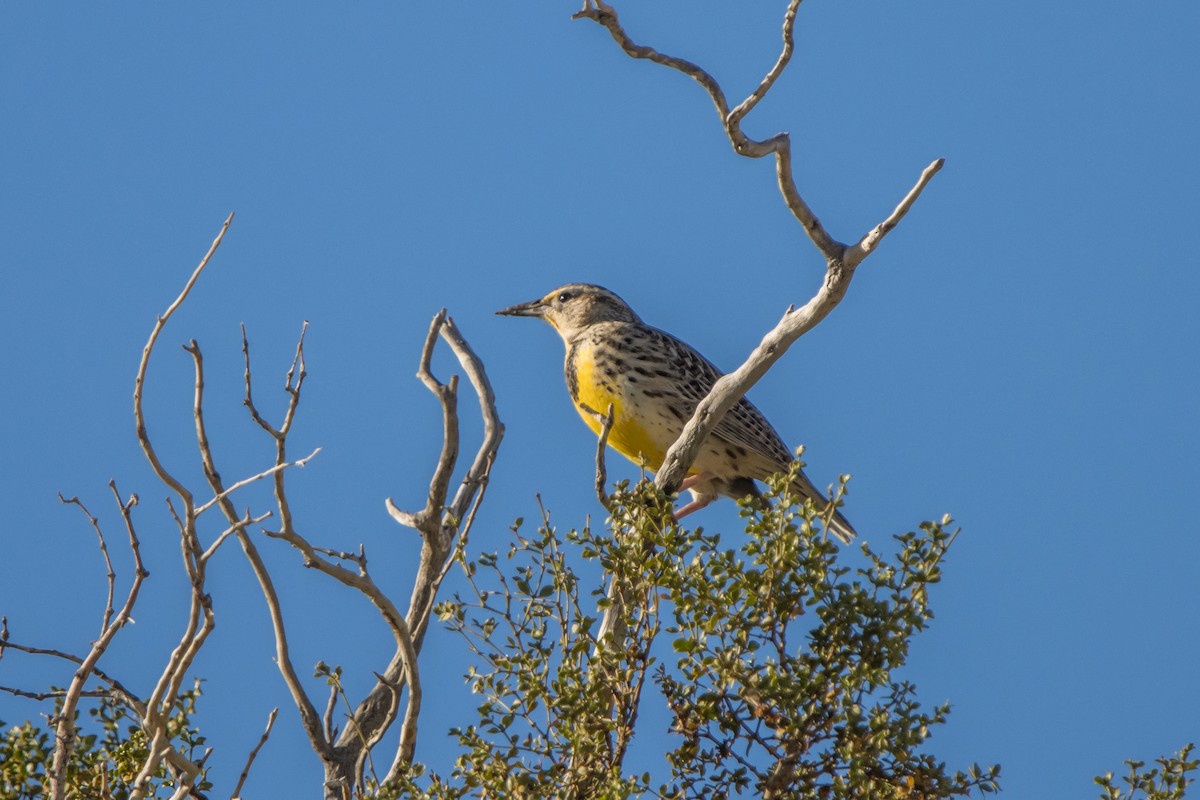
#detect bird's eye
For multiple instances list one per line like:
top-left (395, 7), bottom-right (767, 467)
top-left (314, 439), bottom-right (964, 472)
top-left (557, 291), bottom-right (573, 303)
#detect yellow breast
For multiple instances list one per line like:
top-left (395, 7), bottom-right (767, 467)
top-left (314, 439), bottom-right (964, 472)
top-left (572, 342), bottom-right (669, 471)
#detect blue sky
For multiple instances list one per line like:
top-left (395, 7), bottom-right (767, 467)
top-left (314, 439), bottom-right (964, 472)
top-left (2, 2), bottom-right (1198, 796)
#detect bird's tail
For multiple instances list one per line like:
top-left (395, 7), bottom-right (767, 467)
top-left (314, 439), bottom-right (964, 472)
top-left (791, 474), bottom-right (857, 544)
top-left (822, 505), bottom-right (858, 545)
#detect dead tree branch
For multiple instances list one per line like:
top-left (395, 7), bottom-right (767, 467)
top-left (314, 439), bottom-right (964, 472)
top-left (194, 447), bottom-right (320, 518)
top-left (124, 214), bottom-right (240, 799)
top-left (49, 485), bottom-right (149, 800)
top-left (386, 309), bottom-right (504, 649)
top-left (573, 2), bottom-right (943, 492)
top-left (238, 308), bottom-right (502, 796)
top-left (232, 707), bottom-right (278, 800)
top-left (5, 212), bottom-right (504, 797)
top-left (242, 321), bottom-right (422, 791)
top-left (0, 633), bottom-right (143, 712)
top-left (228, 328), bottom-right (341, 773)
top-left (343, 308), bottom-right (503, 787)
top-left (125, 214), bottom-right (318, 798)
top-left (134, 213), bottom-right (233, 508)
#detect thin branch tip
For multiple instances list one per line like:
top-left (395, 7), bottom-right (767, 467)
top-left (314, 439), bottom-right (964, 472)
top-left (385, 498), bottom-right (419, 530)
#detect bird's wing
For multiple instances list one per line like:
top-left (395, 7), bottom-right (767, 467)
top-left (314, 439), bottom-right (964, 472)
top-left (651, 327), bottom-right (795, 468)
top-left (644, 325), bottom-right (857, 542)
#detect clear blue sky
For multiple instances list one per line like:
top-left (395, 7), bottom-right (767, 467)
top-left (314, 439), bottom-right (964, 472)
top-left (2, 2), bottom-right (1197, 796)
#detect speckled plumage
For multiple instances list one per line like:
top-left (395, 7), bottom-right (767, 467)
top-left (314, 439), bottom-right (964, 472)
top-left (497, 283), bottom-right (855, 542)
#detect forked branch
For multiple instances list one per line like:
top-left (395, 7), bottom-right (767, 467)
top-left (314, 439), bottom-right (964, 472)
top-left (48, 486), bottom-right (148, 800)
top-left (387, 309), bottom-right (504, 646)
top-left (574, 1), bottom-right (943, 491)
top-left (308, 309), bottom-right (502, 788)
top-left (126, 215), bottom-right (240, 800)
top-left (238, 308), bottom-right (502, 794)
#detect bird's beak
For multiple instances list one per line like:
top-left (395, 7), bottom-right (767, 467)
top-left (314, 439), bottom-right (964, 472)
top-left (495, 297), bottom-right (546, 318)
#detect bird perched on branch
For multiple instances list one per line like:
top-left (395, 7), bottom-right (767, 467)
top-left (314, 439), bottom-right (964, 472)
top-left (497, 283), bottom-right (856, 543)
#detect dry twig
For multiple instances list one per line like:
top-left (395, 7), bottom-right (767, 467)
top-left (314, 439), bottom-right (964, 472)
top-left (232, 707), bottom-right (279, 800)
top-left (49, 485), bottom-right (149, 800)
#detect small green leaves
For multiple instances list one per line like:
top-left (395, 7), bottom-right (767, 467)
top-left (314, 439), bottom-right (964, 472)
top-left (0, 680), bottom-right (213, 798)
top-left (396, 478), bottom-right (1007, 800)
top-left (1094, 744), bottom-right (1197, 800)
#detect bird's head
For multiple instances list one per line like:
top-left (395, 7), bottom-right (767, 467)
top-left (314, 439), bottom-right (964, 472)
top-left (497, 283), bottom-right (641, 342)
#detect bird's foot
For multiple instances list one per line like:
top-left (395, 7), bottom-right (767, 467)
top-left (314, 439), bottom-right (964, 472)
top-left (673, 494), bottom-right (714, 520)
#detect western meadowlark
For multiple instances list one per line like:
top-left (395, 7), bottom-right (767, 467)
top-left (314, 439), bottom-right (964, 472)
top-left (497, 283), bottom-right (856, 543)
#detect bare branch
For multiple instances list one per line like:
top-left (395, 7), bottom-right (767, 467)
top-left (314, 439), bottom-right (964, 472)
top-left (0, 637), bottom-right (143, 711)
top-left (324, 684), bottom-right (339, 742)
top-left (125, 225), bottom-right (236, 795)
top-left (0, 685), bottom-right (113, 702)
top-left (388, 310), bottom-right (504, 646)
top-left (136, 598), bottom-right (212, 800)
top-left (380, 670), bottom-right (420, 786)
top-left (58, 493), bottom-right (117, 634)
top-left (727, 0), bottom-right (803, 128)
top-left (438, 314), bottom-right (504, 529)
top-left (656, 292), bottom-right (847, 493)
top-left (395, 675), bottom-right (420, 771)
top-left (168, 781), bottom-right (197, 800)
top-left (146, 345), bottom-right (219, 724)
top-left (50, 482), bottom-right (150, 800)
top-left (242, 323), bottom-right (276, 436)
top-left (385, 500), bottom-right (419, 529)
top-left (224, 532), bottom-right (328, 758)
top-left (134, 213), bottom-right (233, 515)
top-left (301, 309), bottom-right (504, 785)
top-left (140, 276), bottom-right (499, 789)
top-left (773, 144), bottom-right (843, 259)
top-left (243, 317), bottom-right (436, 787)
top-left (199, 510), bottom-right (273, 564)
top-left (131, 734), bottom-right (206, 800)
top-left (283, 322), bottom-right (309, 405)
top-left (243, 321), bottom-right (309, 439)
top-left (264, 516), bottom-right (425, 776)
top-left (247, 531), bottom-right (333, 761)
top-left (194, 447), bottom-right (320, 517)
top-left (311, 543), bottom-right (368, 568)
top-left (389, 308), bottom-right (460, 540)
top-left (232, 707), bottom-right (278, 800)
top-left (127, 222), bottom-right (270, 798)
top-left (573, 1), bottom-right (731, 124)
top-left (192, 334), bottom-right (325, 750)
top-left (259, 513), bottom-right (424, 731)
top-left (847, 157), bottom-right (946, 265)
top-left (575, 4), bottom-right (943, 490)
top-left (574, 4), bottom-right (845, 257)
top-left (403, 315), bottom-right (505, 648)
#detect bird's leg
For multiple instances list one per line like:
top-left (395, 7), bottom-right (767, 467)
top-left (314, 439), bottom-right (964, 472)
top-left (673, 494), bottom-right (714, 520)
top-left (677, 471), bottom-right (714, 492)
top-left (673, 472), bottom-right (716, 519)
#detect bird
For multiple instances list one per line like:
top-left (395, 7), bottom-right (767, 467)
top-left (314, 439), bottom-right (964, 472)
top-left (496, 283), bottom-right (856, 543)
